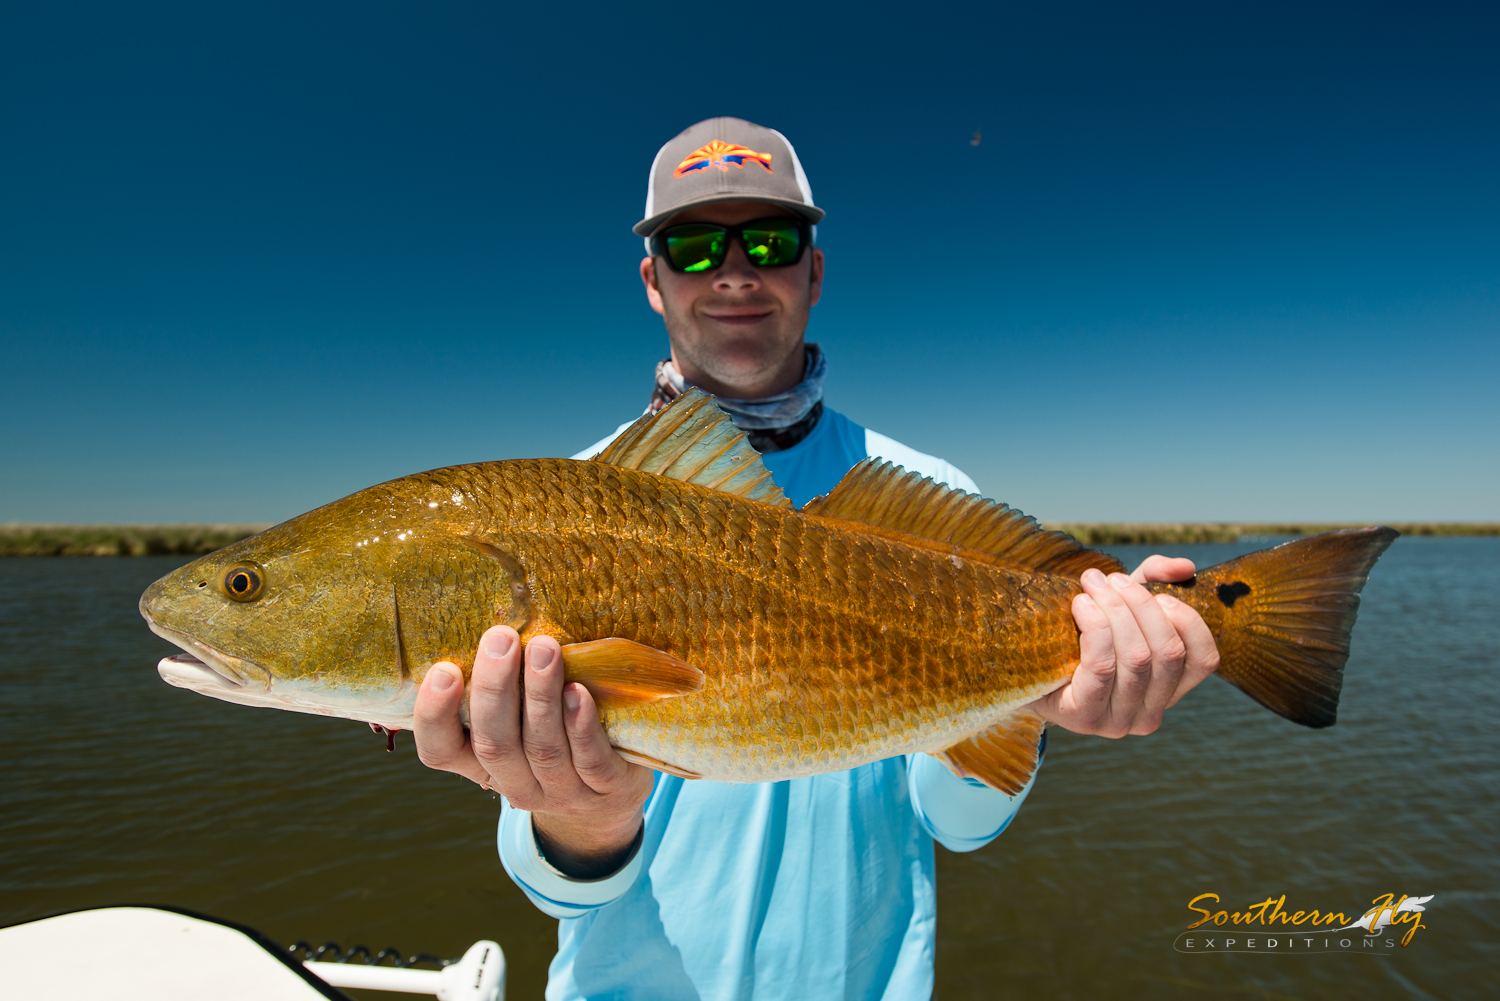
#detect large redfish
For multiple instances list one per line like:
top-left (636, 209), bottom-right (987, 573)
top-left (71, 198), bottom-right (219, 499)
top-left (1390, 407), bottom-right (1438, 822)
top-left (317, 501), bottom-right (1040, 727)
top-left (140, 390), bottom-right (1395, 793)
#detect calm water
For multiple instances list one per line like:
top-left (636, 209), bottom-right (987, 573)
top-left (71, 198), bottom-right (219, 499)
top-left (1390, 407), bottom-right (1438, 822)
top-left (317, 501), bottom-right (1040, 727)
top-left (1, 539), bottom-right (1495, 1000)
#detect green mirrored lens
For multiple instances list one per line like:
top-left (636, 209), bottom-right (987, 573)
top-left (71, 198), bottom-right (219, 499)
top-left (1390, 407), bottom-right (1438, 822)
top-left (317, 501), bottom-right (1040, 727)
top-left (664, 226), bottom-right (725, 272)
top-left (741, 220), bottom-right (802, 266)
top-left (661, 219), bottom-right (803, 272)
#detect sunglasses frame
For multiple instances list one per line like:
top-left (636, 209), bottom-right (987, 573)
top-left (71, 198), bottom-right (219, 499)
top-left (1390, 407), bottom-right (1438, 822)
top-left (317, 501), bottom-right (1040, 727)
top-left (651, 216), bottom-right (812, 273)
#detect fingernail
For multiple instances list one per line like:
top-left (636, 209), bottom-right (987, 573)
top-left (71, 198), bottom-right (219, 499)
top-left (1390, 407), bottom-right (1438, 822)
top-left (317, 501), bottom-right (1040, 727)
top-left (563, 685), bottom-right (580, 712)
top-left (530, 644), bottom-right (555, 672)
top-left (483, 631), bottom-right (515, 659)
top-left (429, 668), bottom-right (454, 692)
top-left (1109, 573), bottom-right (1132, 590)
top-left (1082, 568), bottom-right (1106, 586)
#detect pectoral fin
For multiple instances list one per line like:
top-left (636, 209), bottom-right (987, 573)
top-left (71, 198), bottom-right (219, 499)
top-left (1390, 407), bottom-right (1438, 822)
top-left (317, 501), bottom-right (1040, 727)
top-left (559, 638), bottom-right (705, 710)
top-left (615, 748), bottom-right (705, 779)
top-left (934, 709), bottom-right (1047, 796)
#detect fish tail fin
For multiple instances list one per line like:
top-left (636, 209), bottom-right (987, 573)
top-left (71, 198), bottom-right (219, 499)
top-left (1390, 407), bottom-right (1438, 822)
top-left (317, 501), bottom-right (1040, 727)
top-left (1154, 527), bottom-right (1398, 728)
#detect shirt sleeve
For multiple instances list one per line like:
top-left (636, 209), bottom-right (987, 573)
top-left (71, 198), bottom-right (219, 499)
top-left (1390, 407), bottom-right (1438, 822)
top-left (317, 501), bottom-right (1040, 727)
top-left (862, 428), bottom-right (981, 496)
top-left (497, 800), bottom-right (646, 919)
top-left (569, 419), bottom-right (643, 461)
top-left (906, 731), bottom-right (1046, 853)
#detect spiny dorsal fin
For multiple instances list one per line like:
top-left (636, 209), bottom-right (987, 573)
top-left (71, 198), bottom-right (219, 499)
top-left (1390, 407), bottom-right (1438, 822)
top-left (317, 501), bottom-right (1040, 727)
top-left (934, 709), bottom-right (1047, 796)
top-left (801, 458), bottom-right (1125, 576)
top-left (593, 388), bottom-right (791, 509)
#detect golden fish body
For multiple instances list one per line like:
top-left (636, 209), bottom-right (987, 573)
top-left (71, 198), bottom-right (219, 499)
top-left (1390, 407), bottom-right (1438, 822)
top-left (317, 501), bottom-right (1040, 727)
top-left (143, 457), bottom-right (1079, 781)
top-left (141, 391), bottom-right (1395, 791)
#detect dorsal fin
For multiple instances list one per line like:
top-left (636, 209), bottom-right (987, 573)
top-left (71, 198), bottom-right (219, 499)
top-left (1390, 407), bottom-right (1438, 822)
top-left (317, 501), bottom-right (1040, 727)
top-left (593, 388), bottom-right (791, 509)
top-left (801, 458), bottom-right (1125, 576)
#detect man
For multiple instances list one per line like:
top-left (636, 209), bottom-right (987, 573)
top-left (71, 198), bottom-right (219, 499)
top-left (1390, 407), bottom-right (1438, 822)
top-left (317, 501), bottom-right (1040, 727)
top-left (414, 118), bottom-right (1218, 999)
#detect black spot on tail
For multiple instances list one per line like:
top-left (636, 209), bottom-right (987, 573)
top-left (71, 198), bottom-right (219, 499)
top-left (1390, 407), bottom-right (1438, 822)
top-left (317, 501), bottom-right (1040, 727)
top-left (1217, 581), bottom-right (1252, 607)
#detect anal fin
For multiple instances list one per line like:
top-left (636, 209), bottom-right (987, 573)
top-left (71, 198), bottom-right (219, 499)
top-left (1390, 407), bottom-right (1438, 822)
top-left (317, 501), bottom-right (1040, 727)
top-left (934, 709), bottom-right (1047, 796)
top-left (559, 638), bottom-right (705, 711)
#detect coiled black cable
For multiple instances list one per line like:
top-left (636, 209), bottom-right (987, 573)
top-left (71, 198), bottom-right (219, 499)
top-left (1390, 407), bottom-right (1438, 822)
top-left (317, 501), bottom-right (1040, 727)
top-left (287, 940), bottom-right (454, 968)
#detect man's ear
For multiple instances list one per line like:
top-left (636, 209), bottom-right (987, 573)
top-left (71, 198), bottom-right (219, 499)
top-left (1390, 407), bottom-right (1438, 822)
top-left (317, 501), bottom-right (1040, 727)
top-left (640, 256), bottom-right (666, 316)
top-left (808, 247), bottom-right (825, 308)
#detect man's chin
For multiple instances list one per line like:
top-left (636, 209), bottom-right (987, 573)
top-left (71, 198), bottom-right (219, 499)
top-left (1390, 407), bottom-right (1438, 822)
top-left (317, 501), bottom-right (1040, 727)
top-left (667, 320), bottom-right (806, 396)
top-left (691, 357), bottom-right (794, 396)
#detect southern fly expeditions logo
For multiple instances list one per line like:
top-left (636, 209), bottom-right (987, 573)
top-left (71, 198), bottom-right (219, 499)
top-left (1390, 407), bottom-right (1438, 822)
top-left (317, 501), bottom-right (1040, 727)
top-left (1174, 893), bottom-right (1435, 954)
top-left (672, 140), bottom-right (774, 178)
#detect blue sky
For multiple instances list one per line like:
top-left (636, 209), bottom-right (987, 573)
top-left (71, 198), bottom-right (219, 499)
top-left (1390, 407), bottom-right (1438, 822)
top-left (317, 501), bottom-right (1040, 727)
top-left (2, 2), bottom-right (1495, 524)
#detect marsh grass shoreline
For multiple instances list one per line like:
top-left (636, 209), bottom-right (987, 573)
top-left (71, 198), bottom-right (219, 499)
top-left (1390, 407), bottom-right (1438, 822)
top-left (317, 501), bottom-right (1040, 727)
top-left (2, 521), bottom-right (1495, 556)
top-left (0, 524), bottom-right (270, 557)
top-left (1047, 522), bottom-right (1500, 544)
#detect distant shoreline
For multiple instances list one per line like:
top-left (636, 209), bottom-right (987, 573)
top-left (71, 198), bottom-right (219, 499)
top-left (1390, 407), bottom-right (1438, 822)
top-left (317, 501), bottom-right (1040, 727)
top-left (1, 521), bottom-right (1495, 556)
top-left (1046, 522), bottom-right (1500, 545)
top-left (0, 524), bottom-right (271, 557)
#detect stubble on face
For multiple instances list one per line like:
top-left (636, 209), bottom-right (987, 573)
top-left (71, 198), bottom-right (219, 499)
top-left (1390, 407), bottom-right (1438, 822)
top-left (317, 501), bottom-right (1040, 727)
top-left (644, 201), bottom-right (823, 400)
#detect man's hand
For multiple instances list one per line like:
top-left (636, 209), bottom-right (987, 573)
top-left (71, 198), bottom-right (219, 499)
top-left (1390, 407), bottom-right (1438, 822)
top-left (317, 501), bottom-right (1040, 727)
top-left (413, 625), bottom-right (654, 878)
top-left (1029, 556), bottom-right (1221, 738)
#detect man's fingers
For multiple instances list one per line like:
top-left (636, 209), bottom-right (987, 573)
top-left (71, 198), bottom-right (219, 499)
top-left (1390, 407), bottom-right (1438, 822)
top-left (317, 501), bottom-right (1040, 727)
top-left (1032, 589), bottom-right (1115, 730)
top-left (1130, 554), bottom-right (1197, 585)
top-left (467, 626), bottom-right (542, 802)
top-left (1158, 594), bottom-right (1221, 707)
top-left (412, 662), bottom-right (490, 787)
top-left (1081, 571), bottom-right (1154, 733)
top-left (520, 636), bottom-right (585, 794)
top-left (562, 683), bottom-right (634, 794)
top-left (1037, 560), bottom-right (1221, 740)
top-left (1106, 573), bottom-right (1188, 731)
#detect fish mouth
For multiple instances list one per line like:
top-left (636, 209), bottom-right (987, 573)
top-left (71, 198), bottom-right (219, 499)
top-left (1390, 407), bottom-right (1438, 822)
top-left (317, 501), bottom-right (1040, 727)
top-left (143, 610), bottom-right (418, 728)
top-left (157, 652), bottom-right (241, 692)
top-left (145, 619), bottom-right (272, 693)
top-left (140, 595), bottom-right (417, 728)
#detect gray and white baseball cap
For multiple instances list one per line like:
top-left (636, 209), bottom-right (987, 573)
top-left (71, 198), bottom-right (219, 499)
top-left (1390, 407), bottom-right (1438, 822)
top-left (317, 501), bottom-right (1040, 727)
top-left (634, 117), bottom-right (824, 245)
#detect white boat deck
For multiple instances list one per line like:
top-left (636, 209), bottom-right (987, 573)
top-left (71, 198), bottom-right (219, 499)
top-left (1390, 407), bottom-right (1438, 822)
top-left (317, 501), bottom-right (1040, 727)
top-left (0, 906), bottom-right (503, 1001)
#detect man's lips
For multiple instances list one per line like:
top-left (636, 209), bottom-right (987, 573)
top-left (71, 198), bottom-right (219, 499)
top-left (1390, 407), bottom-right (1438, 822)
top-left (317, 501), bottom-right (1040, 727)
top-left (703, 310), bottom-right (772, 326)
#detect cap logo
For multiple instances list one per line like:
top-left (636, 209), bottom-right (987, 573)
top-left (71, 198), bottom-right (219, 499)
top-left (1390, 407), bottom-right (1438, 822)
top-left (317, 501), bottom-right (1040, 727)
top-left (672, 140), bottom-right (773, 179)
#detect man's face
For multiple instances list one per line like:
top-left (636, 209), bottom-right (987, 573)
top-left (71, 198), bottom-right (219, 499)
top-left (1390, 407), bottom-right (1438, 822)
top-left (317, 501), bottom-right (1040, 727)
top-left (640, 200), bottom-right (824, 400)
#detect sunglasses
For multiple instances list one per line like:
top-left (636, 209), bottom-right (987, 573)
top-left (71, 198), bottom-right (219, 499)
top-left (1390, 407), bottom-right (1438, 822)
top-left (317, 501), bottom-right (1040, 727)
top-left (653, 217), bottom-right (810, 273)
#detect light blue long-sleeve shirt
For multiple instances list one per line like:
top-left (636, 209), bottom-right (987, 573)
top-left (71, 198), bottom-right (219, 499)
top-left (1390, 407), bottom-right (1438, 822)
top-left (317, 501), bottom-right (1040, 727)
top-left (500, 405), bottom-right (1041, 1001)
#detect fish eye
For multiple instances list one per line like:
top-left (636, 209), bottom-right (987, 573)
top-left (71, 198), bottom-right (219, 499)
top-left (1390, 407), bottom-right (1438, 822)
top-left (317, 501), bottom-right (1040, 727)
top-left (223, 564), bottom-right (265, 602)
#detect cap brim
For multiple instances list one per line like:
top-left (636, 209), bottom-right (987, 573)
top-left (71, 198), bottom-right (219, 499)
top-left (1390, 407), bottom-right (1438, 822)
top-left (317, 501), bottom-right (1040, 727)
top-left (633, 195), bottom-right (825, 237)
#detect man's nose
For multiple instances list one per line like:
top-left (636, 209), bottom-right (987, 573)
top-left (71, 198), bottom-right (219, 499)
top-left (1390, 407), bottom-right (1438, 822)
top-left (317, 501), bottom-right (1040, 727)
top-left (711, 238), bottom-right (762, 292)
